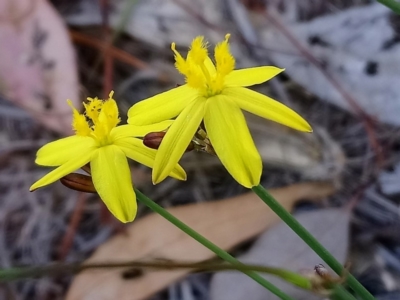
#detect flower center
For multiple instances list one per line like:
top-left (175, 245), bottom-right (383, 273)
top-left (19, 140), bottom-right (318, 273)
top-left (68, 91), bottom-right (120, 147)
top-left (172, 34), bottom-right (235, 98)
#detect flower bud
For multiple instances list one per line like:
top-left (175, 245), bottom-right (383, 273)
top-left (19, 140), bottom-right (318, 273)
top-left (143, 132), bottom-right (166, 149)
top-left (60, 173), bottom-right (97, 193)
top-left (143, 131), bottom-right (194, 152)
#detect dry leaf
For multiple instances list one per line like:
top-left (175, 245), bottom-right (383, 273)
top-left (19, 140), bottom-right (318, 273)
top-left (66, 182), bottom-right (335, 300)
top-left (210, 208), bottom-right (350, 300)
top-left (0, 0), bottom-right (79, 134)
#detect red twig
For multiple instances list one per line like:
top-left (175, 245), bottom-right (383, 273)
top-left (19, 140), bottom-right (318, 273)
top-left (70, 30), bottom-right (148, 70)
top-left (57, 193), bottom-right (87, 261)
top-left (100, 0), bottom-right (114, 97)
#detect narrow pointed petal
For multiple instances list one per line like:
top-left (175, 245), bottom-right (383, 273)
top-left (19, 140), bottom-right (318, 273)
top-left (127, 85), bottom-right (198, 125)
top-left (115, 138), bottom-right (187, 181)
top-left (111, 121), bottom-right (174, 141)
top-left (35, 136), bottom-right (96, 166)
top-left (153, 99), bottom-right (205, 184)
top-left (204, 96), bottom-right (262, 188)
top-left (30, 151), bottom-right (94, 191)
top-left (223, 87), bottom-right (312, 132)
top-left (224, 66), bottom-right (284, 87)
top-left (91, 146), bottom-right (137, 223)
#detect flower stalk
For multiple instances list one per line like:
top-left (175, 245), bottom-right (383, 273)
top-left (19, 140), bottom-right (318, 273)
top-left (378, 0), bottom-right (400, 14)
top-left (330, 286), bottom-right (358, 300)
top-left (0, 260), bottom-right (310, 288)
top-left (251, 184), bottom-right (375, 300)
top-left (135, 189), bottom-right (295, 300)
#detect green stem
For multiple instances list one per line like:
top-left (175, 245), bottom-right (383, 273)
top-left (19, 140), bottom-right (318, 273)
top-left (0, 260), bottom-right (309, 289)
top-left (251, 185), bottom-right (375, 300)
top-left (135, 189), bottom-right (294, 300)
top-left (330, 286), bottom-right (358, 300)
top-left (378, 0), bottom-right (400, 14)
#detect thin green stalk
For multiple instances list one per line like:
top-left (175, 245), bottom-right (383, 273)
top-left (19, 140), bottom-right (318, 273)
top-left (252, 185), bottom-right (375, 300)
top-left (135, 189), bottom-right (295, 300)
top-left (330, 286), bottom-right (358, 300)
top-left (0, 260), bottom-right (309, 288)
top-left (378, 0), bottom-right (400, 14)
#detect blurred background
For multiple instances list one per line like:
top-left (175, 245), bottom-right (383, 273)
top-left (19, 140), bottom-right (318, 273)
top-left (1, 0), bottom-right (400, 299)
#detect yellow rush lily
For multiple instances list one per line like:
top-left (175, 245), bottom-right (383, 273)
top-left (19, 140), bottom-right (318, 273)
top-left (30, 92), bottom-right (186, 223)
top-left (128, 34), bottom-right (312, 188)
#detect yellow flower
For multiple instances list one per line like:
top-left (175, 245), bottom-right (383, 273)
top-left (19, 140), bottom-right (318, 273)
top-left (30, 92), bottom-right (186, 223)
top-left (128, 35), bottom-right (312, 188)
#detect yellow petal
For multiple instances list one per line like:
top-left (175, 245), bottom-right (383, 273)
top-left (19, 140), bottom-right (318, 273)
top-left (91, 145), bottom-right (137, 223)
top-left (110, 121), bottom-right (174, 141)
top-left (115, 137), bottom-right (187, 181)
top-left (204, 96), bottom-right (262, 188)
top-left (224, 66), bottom-right (284, 87)
top-left (127, 85), bottom-right (198, 125)
top-left (35, 136), bottom-right (96, 166)
top-left (30, 150), bottom-right (94, 191)
top-left (153, 98), bottom-right (206, 184)
top-left (223, 87), bottom-right (312, 132)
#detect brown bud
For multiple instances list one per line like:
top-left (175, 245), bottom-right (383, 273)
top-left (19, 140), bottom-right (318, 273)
top-left (314, 264), bottom-right (329, 279)
top-left (60, 173), bottom-right (97, 193)
top-left (143, 132), bottom-right (166, 149)
top-left (143, 131), bottom-right (194, 152)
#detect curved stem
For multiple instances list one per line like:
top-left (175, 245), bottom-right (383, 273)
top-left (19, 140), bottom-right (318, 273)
top-left (378, 0), bottom-right (400, 14)
top-left (251, 185), bottom-right (375, 300)
top-left (135, 189), bottom-right (294, 300)
top-left (330, 285), bottom-right (358, 300)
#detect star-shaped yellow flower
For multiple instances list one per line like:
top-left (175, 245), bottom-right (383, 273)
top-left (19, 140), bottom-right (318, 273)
top-left (30, 92), bottom-right (186, 223)
top-left (128, 35), bottom-right (312, 188)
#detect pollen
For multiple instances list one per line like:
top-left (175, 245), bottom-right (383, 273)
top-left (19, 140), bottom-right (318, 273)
top-left (84, 97), bottom-right (103, 123)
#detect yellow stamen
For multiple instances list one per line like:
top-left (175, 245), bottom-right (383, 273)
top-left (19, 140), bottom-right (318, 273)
top-left (215, 34), bottom-right (235, 76)
top-left (67, 100), bottom-right (91, 136)
top-left (200, 63), bottom-right (211, 84)
top-left (171, 34), bottom-right (235, 96)
top-left (108, 90), bottom-right (115, 100)
top-left (171, 43), bottom-right (189, 76)
top-left (188, 36), bottom-right (208, 65)
top-left (99, 99), bottom-right (120, 132)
